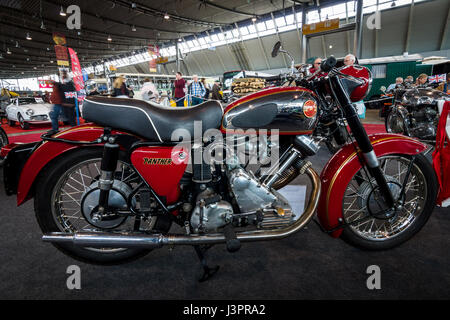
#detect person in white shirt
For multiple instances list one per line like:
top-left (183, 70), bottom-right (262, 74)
top-left (140, 78), bottom-right (159, 102)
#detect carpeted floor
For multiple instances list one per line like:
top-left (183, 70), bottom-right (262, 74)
top-left (0, 147), bottom-right (449, 300)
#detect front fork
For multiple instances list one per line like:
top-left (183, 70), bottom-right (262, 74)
top-left (97, 133), bottom-right (119, 215)
top-left (330, 76), bottom-right (395, 209)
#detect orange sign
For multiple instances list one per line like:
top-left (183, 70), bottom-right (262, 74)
top-left (156, 56), bottom-right (169, 64)
top-left (52, 32), bottom-right (67, 45)
top-left (302, 18), bottom-right (340, 35)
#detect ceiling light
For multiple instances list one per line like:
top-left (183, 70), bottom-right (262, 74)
top-left (50, 60), bottom-right (54, 63)
top-left (329, 45), bottom-right (333, 49)
top-left (131, 25), bottom-right (136, 32)
top-left (164, 13), bottom-right (170, 20)
top-left (60, 6), bottom-right (66, 16)
top-left (15, 41), bottom-right (19, 48)
top-left (40, 20), bottom-right (46, 30)
top-left (26, 33), bottom-right (32, 40)
top-left (107, 35), bottom-right (112, 41)
top-left (6, 48), bottom-right (11, 54)
top-left (178, 38), bottom-right (182, 42)
top-left (33, 66), bottom-right (37, 69)
top-left (252, 16), bottom-right (257, 22)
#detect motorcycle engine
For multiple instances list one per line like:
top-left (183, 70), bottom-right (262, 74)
top-left (409, 105), bottom-right (438, 140)
top-left (227, 167), bottom-right (295, 228)
top-left (190, 188), bottom-right (234, 233)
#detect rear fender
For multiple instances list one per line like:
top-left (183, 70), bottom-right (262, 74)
top-left (317, 133), bottom-right (427, 238)
top-left (16, 124), bottom-right (141, 206)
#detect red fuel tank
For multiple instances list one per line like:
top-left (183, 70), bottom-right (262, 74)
top-left (221, 86), bottom-right (319, 135)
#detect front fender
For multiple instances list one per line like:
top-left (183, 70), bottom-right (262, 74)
top-left (317, 133), bottom-right (427, 238)
top-left (16, 124), bottom-right (141, 206)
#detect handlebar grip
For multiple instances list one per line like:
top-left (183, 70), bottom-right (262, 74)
top-left (321, 56), bottom-right (337, 72)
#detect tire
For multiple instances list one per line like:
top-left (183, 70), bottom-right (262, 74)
top-left (340, 154), bottom-right (437, 250)
top-left (18, 114), bottom-right (29, 130)
top-left (0, 127), bottom-right (8, 148)
top-left (34, 147), bottom-right (172, 265)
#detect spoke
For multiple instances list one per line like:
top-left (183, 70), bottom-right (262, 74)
top-left (61, 191), bottom-right (81, 205)
top-left (65, 182), bottom-right (83, 193)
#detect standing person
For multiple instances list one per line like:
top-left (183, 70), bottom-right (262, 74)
top-left (48, 80), bottom-right (63, 134)
top-left (188, 75), bottom-right (206, 106)
top-left (211, 81), bottom-right (222, 100)
top-left (201, 78), bottom-right (210, 100)
top-left (173, 72), bottom-right (186, 107)
top-left (59, 70), bottom-right (77, 127)
top-left (112, 75), bottom-right (129, 98)
top-left (344, 54), bottom-right (356, 66)
top-left (415, 73), bottom-right (428, 87)
top-left (141, 78), bottom-right (159, 102)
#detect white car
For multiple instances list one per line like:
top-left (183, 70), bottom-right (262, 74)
top-left (6, 97), bottom-right (52, 130)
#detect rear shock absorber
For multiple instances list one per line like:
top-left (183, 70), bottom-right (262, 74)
top-left (97, 135), bottom-right (119, 215)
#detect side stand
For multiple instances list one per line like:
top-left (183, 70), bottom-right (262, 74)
top-left (193, 245), bottom-right (220, 282)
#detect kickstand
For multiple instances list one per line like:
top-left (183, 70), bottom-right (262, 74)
top-left (193, 245), bottom-right (220, 282)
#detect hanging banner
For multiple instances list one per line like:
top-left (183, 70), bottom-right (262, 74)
top-left (148, 44), bottom-right (159, 73)
top-left (156, 56), bottom-right (169, 64)
top-left (68, 47), bottom-right (86, 102)
top-left (54, 45), bottom-right (69, 66)
top-left (52, 32), bottom-right (67, 45)
top-left (302, 18), bottom-right (340, 35)
top-left (38, 79), bottom-right (54, 89)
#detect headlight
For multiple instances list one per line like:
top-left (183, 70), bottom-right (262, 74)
top-left (26, 109), bottom-right (34, 116)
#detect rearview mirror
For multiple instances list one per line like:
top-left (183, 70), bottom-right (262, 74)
top-left (271, 41), bottom-right (282, 58)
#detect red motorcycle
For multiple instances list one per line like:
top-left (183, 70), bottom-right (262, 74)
top-left (2, 50), bottom-right (437, 281)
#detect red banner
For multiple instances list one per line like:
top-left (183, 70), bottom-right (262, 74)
top-left (54, 45), bottom-right (69, 66)
top-left (68, 47), bottom-right (86, 101)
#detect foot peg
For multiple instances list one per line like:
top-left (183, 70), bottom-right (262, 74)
top-left (224, 224), bottom-right (241, 253)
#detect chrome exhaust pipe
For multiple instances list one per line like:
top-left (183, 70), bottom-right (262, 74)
top-left (43, 167), bottom-right (321, 248)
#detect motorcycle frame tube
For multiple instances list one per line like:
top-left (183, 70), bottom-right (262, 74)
top-left (329, 75), bottom-right (395, 208)
top-left (317, 133), bottom-right (428, 238)
top-left (42, 166), bottom-right (321, 248)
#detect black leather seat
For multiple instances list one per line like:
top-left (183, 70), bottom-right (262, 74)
top-left (82, 96), bottom-right (223, 142)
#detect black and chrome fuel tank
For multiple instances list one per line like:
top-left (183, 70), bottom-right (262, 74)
top-left (220, 86), bottom-right (319, 135)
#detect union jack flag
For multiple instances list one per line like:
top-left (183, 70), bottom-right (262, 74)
top-left (64, 91), bottom-right (77, 98)
top-left (428, 74), bottom-right (446, 83)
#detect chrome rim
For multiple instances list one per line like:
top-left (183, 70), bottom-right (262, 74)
top-left (51, 158), bottom-right (156, 253)
top-left (342, 155), bottom-right (427, 241)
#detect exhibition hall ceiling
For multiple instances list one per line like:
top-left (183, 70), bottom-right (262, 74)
top-left (0, 0), bottom-right (339, 77)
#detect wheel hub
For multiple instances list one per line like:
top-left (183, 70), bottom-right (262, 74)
top-left (80, 180), bottom-right (134, 229)
top-left (357, 176), bottom-right (403, 220)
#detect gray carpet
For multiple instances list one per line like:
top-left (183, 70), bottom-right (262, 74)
top-left (0, 148), bottom-right (449, 299)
